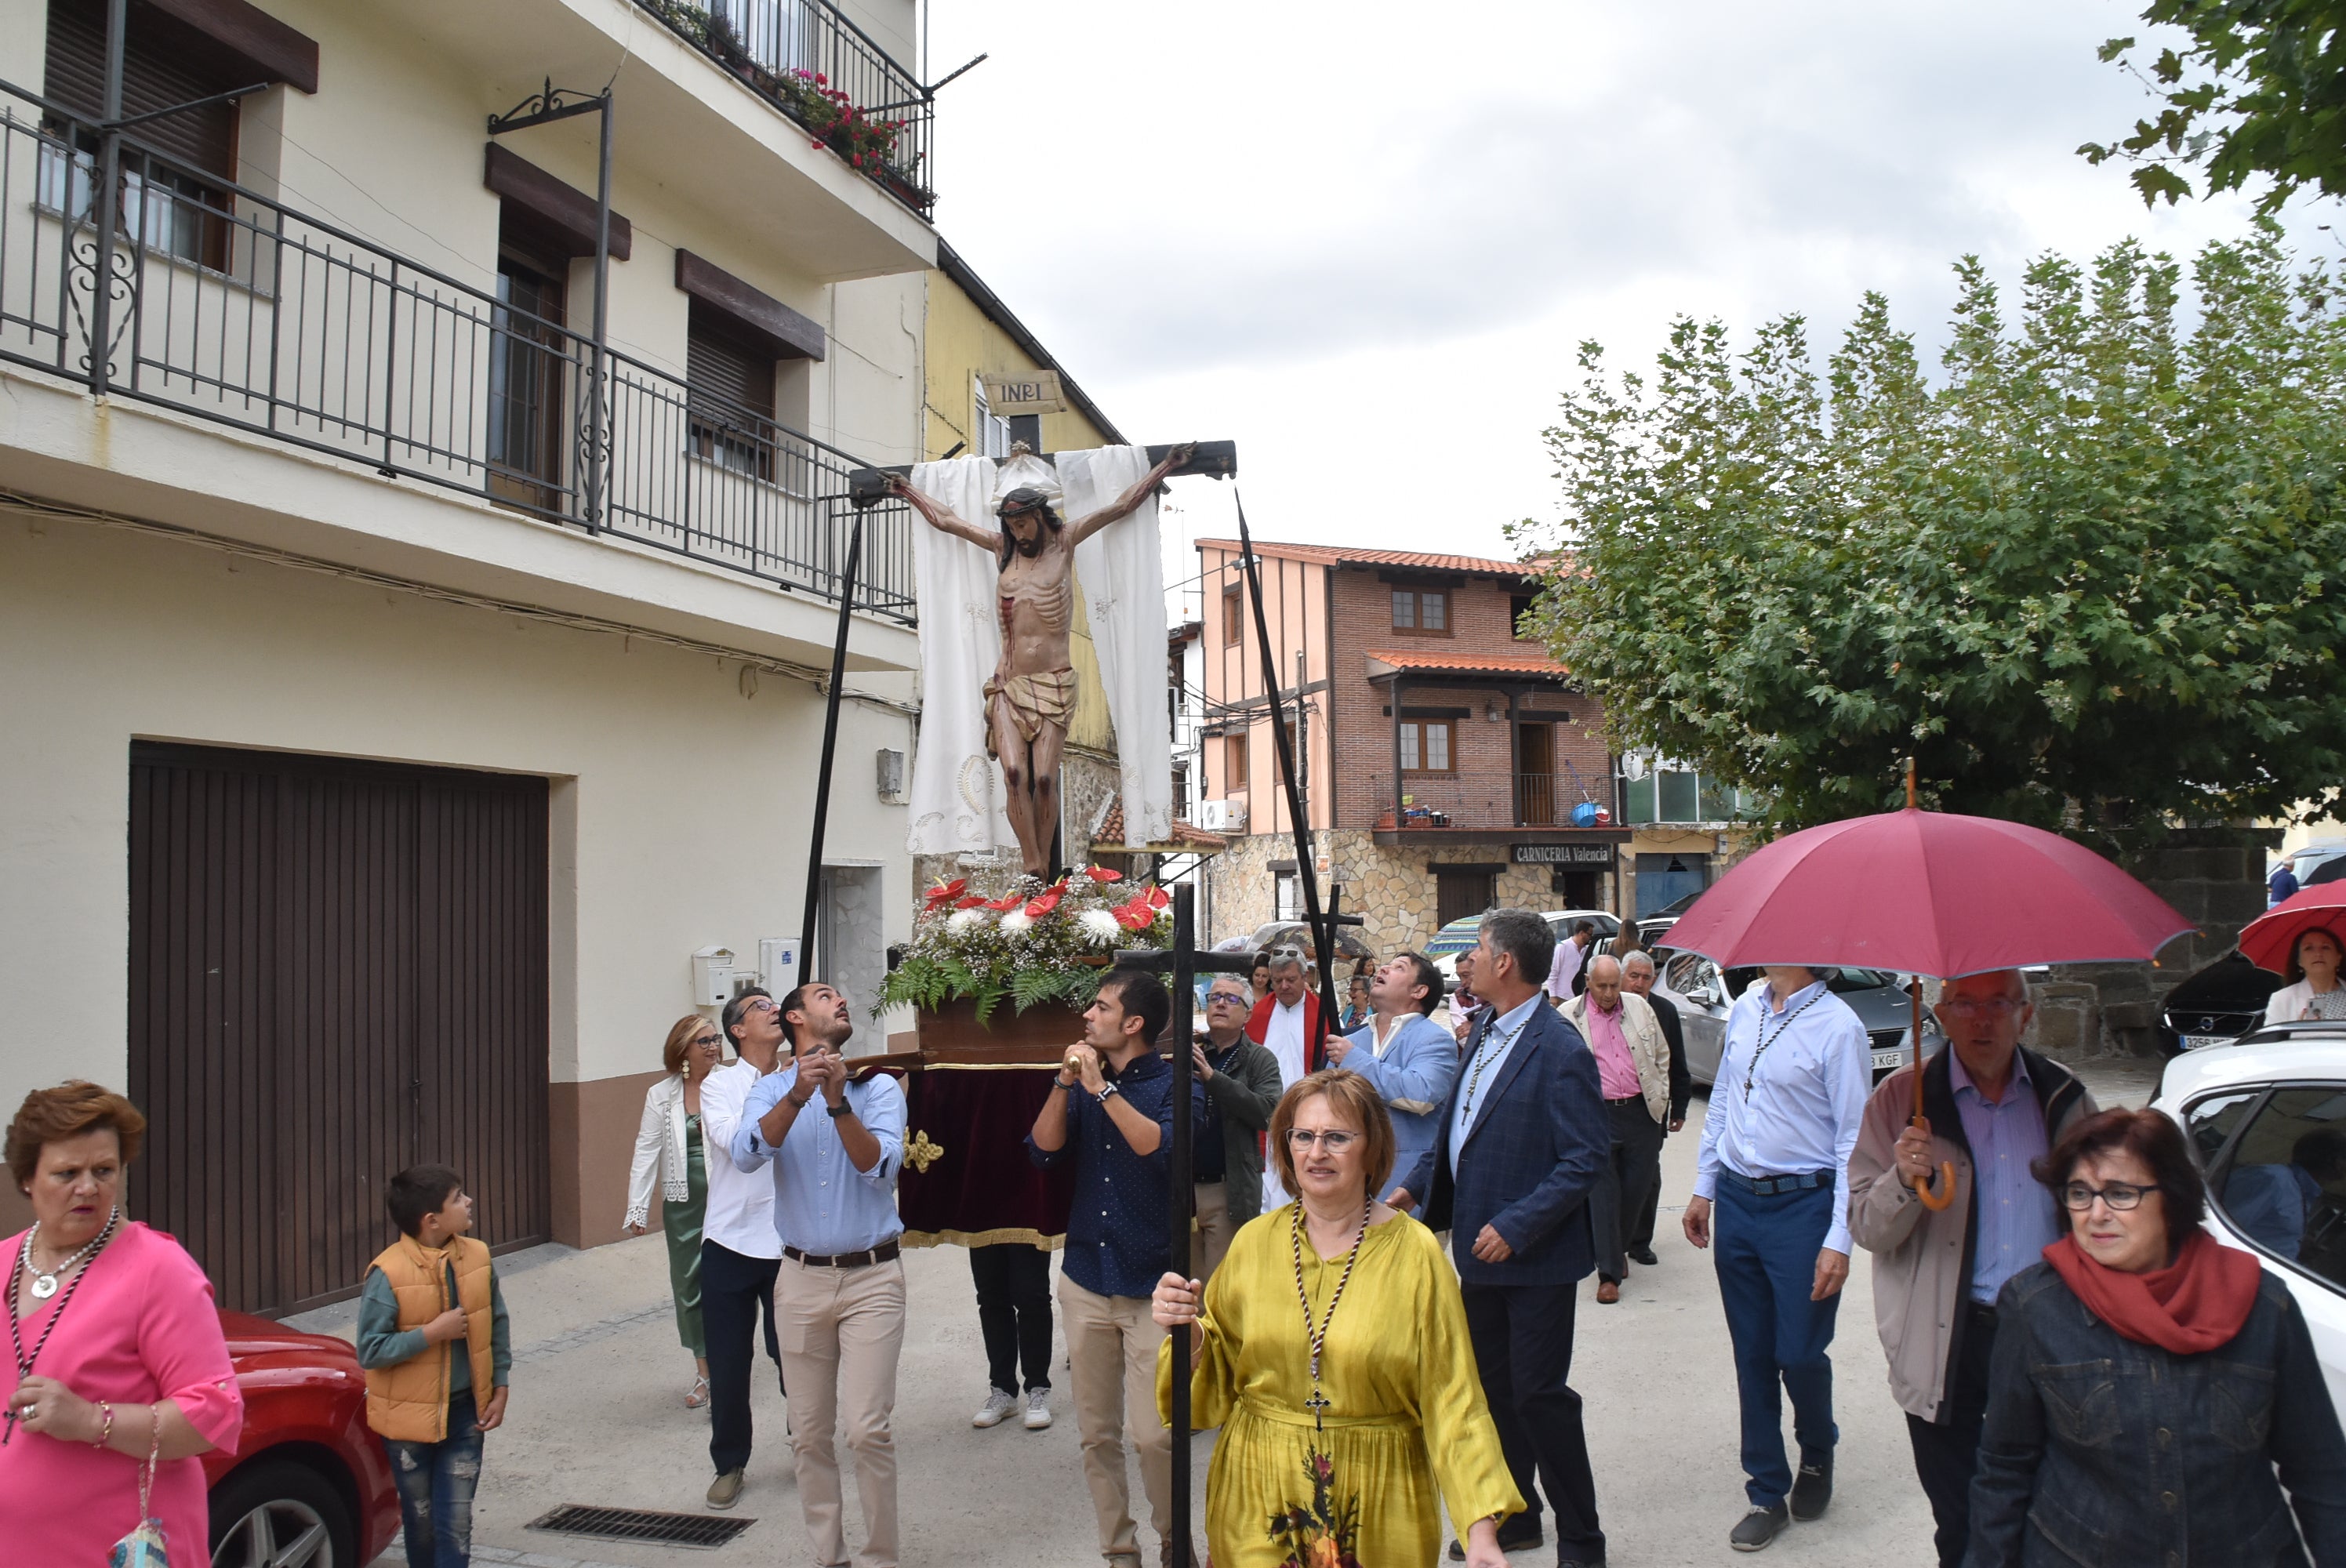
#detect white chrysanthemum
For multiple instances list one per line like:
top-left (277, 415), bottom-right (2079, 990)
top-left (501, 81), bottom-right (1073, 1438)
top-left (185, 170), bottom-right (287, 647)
top-left (999, 909), bottom-right (1034, 934)
top-left (946, 908), bottom-right (988, 934)
top-left (1078, 909), bottom-right (1123, 946)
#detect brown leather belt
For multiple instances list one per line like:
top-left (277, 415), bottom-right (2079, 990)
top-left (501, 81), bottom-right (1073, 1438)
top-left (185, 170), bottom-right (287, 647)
top-left (784, 1240), bottom-right (901, 1269)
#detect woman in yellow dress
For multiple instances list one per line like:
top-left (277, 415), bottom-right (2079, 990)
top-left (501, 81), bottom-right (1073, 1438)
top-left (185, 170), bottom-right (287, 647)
top-left (1155, 1068), bottom-right (1521, 1568)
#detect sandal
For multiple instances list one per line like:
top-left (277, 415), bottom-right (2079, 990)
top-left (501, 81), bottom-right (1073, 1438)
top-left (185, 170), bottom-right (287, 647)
top-left (685, 1375), bottom-right (710, 1410)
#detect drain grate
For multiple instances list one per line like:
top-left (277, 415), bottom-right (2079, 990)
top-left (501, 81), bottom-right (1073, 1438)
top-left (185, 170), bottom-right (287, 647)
top-left (528, 1504), bottom-right (755, 1548)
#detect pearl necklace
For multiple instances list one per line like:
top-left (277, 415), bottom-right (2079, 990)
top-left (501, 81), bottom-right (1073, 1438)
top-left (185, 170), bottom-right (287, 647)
top-left (21, 1208), bottom-right (118, 1300)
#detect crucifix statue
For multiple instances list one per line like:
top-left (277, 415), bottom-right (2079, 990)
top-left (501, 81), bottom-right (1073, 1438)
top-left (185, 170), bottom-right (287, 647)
top-left (888, 441), bottom-right (1193, 880)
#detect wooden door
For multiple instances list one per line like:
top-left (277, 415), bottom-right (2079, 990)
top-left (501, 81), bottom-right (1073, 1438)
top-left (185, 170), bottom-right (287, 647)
top-left (1516, 722), bottom-right (1555, 826)
top-left (129, 743), bottom-right (550, 1314)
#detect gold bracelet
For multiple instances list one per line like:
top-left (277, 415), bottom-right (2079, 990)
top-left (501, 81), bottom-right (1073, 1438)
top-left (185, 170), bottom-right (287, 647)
top-left (92, 1401), bottom-right (113, 1448)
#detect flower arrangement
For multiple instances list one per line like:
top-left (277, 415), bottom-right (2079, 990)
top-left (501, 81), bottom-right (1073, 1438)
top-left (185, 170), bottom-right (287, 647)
top-left (878, 866), bottom-right (1173, 1025)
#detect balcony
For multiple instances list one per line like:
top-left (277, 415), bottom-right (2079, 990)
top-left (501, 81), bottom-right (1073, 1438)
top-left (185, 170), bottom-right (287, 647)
top-left (1375, 773), bottom-right (1626, 838)
top-left (0, 89), bottom-right (915, 622)
top-left (632, 0), bottom-right (935, 216)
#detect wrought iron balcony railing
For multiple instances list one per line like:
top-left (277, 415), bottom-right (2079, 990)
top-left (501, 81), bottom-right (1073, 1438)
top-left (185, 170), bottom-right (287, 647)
top-left (1377, 772), bottom-right (1614, 832)
top-left (633, 0), bottom-right (935, 216)
top-left (0, 84), bottom-right (915, 622)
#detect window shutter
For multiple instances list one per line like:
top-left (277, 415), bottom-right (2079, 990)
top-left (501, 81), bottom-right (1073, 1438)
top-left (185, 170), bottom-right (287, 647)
top-left (687, 321), bottom-right (775, 422)
top-left (45, 0), bottom-right (239, 178)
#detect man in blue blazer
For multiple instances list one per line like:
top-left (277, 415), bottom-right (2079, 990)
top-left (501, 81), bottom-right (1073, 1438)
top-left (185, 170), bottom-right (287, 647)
top-left (1325, 949), bottom-right (1460, 1192)
top-left (1394, 908), bottom-right (1611, 1567)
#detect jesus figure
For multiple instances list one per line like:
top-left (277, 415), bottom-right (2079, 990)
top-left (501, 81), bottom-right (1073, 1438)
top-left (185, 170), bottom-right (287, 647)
top-left (890, 443), bottom-right (1192, 880)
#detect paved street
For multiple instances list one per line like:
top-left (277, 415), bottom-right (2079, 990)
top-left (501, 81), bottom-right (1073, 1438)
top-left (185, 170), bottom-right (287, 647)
top-left (321, 1058), bottom-right (2159, 1568)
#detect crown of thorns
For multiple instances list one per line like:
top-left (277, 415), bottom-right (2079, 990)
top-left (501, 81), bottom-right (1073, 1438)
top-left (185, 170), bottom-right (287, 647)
top-left (997, 486), bottom-right (1058, 518)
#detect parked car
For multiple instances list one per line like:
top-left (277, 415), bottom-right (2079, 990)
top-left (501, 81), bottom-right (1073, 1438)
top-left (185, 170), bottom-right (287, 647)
top-left (2154, 1022), bottom-right (2346, 1418)
top-left (1427, 909), bottom-right (1621, 985)
top-left (2158, 948), bottom-right (2286, 1056)
top-left (209, 1311), bottom-right (400, 1568)
top-left (1631, 886), bottom-right (1708, 949)
top-left (2276, 840), bottom-right (2346, 892)
top-left (1650, 951), bottom-right (1945, 1087)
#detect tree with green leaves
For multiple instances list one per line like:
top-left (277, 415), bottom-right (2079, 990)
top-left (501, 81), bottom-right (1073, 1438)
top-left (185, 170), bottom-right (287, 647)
top-left (2085, 2), bottom-right (2346, 211)
top-left (1509, 234), bottom-right (2346, 835)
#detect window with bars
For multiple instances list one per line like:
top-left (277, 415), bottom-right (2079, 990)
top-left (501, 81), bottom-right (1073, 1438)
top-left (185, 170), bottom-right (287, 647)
top-left (688, 317), bottom-right (777, 479)
top-left (42, 0), bottom-right (242, 270)
top-left (1391, 588), bottom-right (1449, 634)
top-left (1400, 720), bottom-right (1453, 773)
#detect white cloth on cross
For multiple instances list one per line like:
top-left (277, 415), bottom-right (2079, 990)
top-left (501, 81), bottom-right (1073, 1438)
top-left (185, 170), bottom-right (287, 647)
top-left (902, 447), bottom-right (1174, 858)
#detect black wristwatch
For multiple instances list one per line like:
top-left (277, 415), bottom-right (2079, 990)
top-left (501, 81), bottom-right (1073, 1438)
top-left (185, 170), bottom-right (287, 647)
top-left (1094, 1083), bottom-right (1120, 1105)
top-left (826, 1101), bottom-right (854, 1120)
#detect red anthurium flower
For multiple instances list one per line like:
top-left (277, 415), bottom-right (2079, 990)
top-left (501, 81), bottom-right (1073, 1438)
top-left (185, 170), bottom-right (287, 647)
top-left (982, 892), bottom-right (1024, 912)
top-left (1084, 866), bottom-right (1124, 883)
top-left (954, 894), bottom-right (987, 909)
top-left (1145, 885), bottom-right (1171, 909)
top-left (1025, 887), bottom-right (1066, 919)
top-left (1113, 903), bottom-right (1154, 931)
top-left (924, 877), bottom-right (968, 911)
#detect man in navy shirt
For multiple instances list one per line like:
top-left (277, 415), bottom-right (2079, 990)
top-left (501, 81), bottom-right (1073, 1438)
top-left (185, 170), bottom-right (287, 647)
top-left (1028, 971), bottom-right (1198, 1568)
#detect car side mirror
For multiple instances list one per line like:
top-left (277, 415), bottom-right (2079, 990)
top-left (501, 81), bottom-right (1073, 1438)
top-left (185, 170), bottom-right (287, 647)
top-left (1689, 985), bottom-right (1719, 1008)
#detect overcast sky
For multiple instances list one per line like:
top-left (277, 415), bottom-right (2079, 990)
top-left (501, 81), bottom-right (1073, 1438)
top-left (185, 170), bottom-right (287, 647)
top-left (921, 1), bottom-right (2326, 601)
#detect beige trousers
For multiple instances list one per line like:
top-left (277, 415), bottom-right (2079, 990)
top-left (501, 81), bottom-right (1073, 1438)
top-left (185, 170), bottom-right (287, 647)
top-left (1193, 1181), bottom-right (1236, 1286)
top-left (778, 1254), bottom-right (906, 1568)
top-left (1058, 1273), bottom-right (1175, 1563)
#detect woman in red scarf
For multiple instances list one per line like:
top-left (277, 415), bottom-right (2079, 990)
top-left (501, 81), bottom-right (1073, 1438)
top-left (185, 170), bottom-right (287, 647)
top-left (1966, 1108), bottom-right (2346, 1567)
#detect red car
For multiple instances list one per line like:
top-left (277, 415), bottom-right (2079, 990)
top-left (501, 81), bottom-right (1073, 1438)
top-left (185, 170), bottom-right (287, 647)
top-left (205, 1312), bottom-right (401, 1568)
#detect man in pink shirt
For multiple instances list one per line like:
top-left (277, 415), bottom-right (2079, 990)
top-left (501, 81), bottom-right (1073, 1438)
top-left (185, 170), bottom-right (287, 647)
top-left (1559, 956), bottom-right (1677, 1305)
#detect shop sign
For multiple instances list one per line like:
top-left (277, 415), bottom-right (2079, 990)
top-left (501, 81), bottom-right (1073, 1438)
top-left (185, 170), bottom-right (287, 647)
top-left (1512, 843), bottom-right (1616, 867)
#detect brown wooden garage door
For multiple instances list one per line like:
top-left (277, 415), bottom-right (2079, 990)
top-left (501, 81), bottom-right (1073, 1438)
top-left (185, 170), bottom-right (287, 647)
top-left (129, 742), bottom-right (550, 1315)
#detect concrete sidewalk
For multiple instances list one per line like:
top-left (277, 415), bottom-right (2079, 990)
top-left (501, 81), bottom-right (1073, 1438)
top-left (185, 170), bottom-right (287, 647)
top-left (331, 1058), bottom-right (2159, 1567)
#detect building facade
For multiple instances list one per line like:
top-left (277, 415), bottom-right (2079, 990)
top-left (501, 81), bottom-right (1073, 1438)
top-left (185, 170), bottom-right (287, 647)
top-left (1194, 540), bottom-right (1628, 953)
top-left (0, 0), bottom-right (942, 1310)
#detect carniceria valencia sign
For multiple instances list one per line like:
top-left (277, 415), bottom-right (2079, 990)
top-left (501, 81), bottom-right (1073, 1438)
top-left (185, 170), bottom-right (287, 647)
top-left (1512, 842), bottom-right (1617, 867)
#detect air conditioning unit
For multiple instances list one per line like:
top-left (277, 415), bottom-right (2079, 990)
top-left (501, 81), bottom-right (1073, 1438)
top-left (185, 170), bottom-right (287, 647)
top-left (1197, 799), bottom-right (1247, 833)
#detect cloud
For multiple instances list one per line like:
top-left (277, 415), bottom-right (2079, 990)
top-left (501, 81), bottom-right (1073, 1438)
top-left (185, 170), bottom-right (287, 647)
top-left (923, 0), bottom-right (2325, 560)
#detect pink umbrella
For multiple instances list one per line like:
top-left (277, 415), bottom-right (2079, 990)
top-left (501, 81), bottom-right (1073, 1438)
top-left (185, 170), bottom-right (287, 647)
top-left (1668, 778), bottom-right (2192, 1207)
top-left (2238, 885), bottom-right (2346, 975)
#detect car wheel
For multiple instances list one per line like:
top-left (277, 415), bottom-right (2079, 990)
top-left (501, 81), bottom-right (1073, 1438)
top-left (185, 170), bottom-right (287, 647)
top-left (209, 1458), bottom-right (354, 1568)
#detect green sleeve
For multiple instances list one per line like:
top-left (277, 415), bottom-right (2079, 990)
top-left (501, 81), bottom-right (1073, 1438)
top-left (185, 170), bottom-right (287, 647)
top-left (489, 1267), bottom-right (511, 1387)
top-left (354, 1268), bottom-right (430, 1372)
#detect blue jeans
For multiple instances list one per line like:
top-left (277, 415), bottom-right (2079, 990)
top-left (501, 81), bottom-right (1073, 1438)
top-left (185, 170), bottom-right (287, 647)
top-left (386, 1386), bottom-right (485, 1568)
top-left (1713, 1176), bottom-right (1840, 1507)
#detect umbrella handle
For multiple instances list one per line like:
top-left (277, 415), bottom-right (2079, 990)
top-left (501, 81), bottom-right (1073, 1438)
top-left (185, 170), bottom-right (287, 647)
top-left (1906, 1109), bottom-right (1959, 1211)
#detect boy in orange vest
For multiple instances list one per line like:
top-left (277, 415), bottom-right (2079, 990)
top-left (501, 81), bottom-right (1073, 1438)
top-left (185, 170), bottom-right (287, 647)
top-left (358, 1163), bottom-right (512, 1568)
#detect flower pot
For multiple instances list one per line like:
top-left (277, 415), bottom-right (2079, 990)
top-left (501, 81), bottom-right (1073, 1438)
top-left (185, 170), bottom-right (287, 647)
top-left (915, 996), bottom-right (1087, 1067)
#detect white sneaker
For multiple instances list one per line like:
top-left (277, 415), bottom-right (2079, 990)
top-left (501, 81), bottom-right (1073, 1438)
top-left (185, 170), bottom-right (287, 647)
top-left (1022, 1387), bottom-right (1053, 1429)
top-left (971, 1388), bottom-right (1018, 1428)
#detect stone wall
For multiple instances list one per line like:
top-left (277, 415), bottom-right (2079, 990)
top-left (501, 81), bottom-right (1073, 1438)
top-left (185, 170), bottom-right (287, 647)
top-left (1204, 827), bottom-right (1557, 955)
top-left (2039, 827), bottom-right (2278, 1059)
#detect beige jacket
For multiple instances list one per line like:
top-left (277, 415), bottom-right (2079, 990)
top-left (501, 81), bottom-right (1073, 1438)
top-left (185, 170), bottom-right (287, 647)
top-left (1849, 1046), bottom-right (2093, 1421)
top-left (1559, 990), bottom-right (1672, 1125)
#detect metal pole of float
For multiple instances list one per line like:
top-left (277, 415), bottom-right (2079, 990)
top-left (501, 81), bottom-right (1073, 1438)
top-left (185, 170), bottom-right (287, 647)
top-left (799, 513), bottom-right (866, 980)
top-left (1117, 893), bottom-right (1253, 1567)
top-left (1233, 489), bottom-right (1352, 1049)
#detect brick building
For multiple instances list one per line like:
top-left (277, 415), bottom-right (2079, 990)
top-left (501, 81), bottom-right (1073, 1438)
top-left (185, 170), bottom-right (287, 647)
top-left (1193, 539), bottom-right (1628, 953)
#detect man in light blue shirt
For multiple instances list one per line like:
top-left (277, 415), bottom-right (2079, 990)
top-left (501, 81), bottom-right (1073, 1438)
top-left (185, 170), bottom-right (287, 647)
top-left (731, 982), bottom-right (906, 1568)
top-left (1325, 950), bottom-right (1460, 1191)
top-left (1683, 966), bottom-right (1868, 1552)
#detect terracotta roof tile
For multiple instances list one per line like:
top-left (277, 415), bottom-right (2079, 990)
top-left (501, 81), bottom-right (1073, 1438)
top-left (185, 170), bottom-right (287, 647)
top-left (1091, 800), bottom-right (1228, 853)
top-left (1364, 648), bottom-right (1571, 677)
top-left (1195, 539), bottom-right (1542, 578)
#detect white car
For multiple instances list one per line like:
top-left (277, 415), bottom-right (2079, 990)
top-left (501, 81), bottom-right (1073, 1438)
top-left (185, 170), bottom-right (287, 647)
top-left (2155, 1022), bottom-right (2346, 1417)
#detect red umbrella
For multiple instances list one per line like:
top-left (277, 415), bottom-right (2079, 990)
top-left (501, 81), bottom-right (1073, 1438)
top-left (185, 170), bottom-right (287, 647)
top-left (2238, 885), bottom-right (2346, 975)
top-left (1669, 785), bottom-right (2192, 1208)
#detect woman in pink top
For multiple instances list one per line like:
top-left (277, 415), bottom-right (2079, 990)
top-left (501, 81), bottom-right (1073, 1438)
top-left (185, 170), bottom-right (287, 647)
top-left (3, 1082), bottom-right (244, 1566)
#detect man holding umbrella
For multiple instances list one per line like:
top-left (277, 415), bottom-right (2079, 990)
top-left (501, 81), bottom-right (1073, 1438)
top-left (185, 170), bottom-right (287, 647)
top-left (1848, 970), bottom-right (2097, 1568)
top-left (1683, 965), bottom-right (1868, 1552)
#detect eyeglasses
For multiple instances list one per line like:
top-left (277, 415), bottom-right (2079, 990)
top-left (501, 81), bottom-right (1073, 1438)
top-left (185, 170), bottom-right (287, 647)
top-left (1940, 998), bottom-right (2028, 1017)
top-left (692, 1034), bottom-right (723, 1048)
top-left (1207, 993), bottom-right (1247, 1005)
top-left (743, 999), bottom-right (781, 1014)
top-left (2061, 1181), bottom-right (2150, 1211)
top-left (1285, 1128), bottom-right (1360, 1152)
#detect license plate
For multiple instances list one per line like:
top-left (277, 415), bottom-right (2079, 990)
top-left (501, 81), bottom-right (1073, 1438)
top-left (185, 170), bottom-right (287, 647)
top-left (1869, 1049), bottom-right (1905, 1072)
top-left (2181, 1034), bottom-right (2232, 1051)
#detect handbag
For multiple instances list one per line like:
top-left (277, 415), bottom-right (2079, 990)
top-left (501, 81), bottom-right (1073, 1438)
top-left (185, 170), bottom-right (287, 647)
top-left (107, 1416), bottom-right (169, 1568)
